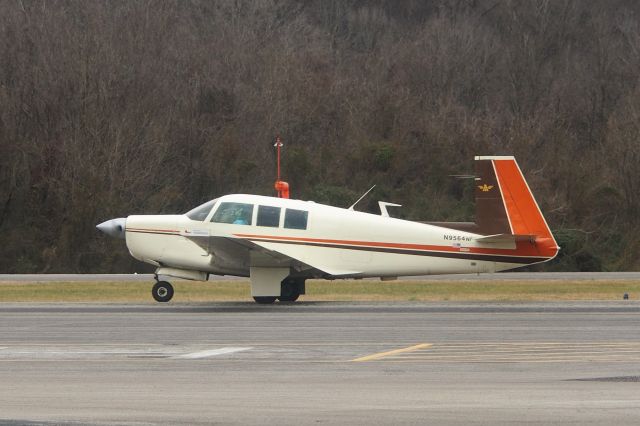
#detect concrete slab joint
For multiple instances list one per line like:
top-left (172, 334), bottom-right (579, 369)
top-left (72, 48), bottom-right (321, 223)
top-left (249, 267), bottom-right (290, 297)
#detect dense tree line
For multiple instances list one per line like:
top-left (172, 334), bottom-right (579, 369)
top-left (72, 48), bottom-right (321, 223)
top-left (1, 0), bottom-right (639, 273)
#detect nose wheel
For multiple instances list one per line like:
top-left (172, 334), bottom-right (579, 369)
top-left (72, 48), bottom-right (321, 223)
top-left (152, 281), bottom-right (174, 302)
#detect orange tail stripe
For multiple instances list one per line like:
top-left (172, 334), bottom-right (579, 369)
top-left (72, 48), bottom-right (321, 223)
top-left (493, 160), bottom-right (558, 258)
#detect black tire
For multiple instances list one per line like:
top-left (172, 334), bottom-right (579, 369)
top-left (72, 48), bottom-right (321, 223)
top-left (277, 293), bottom-right (300, 302)
top-left (152, 281), bottom-right (174, 302)
top-left (253, 296), bottom-right (277, 304)
top-left (278, 277), bottom-right (304, 302)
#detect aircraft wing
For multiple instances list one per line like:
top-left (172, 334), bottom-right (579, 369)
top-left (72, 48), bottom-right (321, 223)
top-left (247, 239), bottom-right (364, 277)
top-left (181, 232), bottom-right (291, 269)
top-left (182, 232), bottom-right (361, 277)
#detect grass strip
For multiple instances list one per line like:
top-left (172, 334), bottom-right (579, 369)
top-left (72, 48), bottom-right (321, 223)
top-left (0, 279), bottom-right (638, 303)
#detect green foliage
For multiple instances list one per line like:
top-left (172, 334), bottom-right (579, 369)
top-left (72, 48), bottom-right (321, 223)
top-left (372, 144), bottom-right (395, 172)
top-left (283, 147), bottom-right (312, 191)
top-left (197, 87), bottom-right (235, 119)
top-left (548, 229), bottom-right (604, 272)
top-left (355, 143), bottom-right (396, 173)
top-left (308, 184), bottom-right (357, 208)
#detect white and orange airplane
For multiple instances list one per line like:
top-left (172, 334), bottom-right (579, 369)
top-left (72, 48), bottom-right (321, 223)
top-left (97, 156), bottom-right (559, 304)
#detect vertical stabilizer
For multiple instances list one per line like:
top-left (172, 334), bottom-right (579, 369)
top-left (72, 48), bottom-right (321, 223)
top-left (474, 158), bottom-right (511, 235)
top-left (474, 156), bottom-right (559, 259)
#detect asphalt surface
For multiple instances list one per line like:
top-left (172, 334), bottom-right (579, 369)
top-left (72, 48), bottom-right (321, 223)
top-left (1, 302), bottom-right (639, 425)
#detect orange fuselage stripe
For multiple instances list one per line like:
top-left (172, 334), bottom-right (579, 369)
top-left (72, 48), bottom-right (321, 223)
top-left (126, 227), bottom-right (180, 234)
top-left (233, 233), bottom-right (550, 258)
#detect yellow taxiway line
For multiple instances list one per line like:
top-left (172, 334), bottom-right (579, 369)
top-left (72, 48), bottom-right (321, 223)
top-left (351, 343), bottom-right (432, 362)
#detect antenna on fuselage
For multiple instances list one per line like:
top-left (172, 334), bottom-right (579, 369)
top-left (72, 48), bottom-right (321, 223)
top-left (378, 201), bottom-right (402, 217)
top-left (449, 174), bottom-right (481, 181)
top-left (274, 135), bottom-right (290, 198)
top-left (348, 184), bottom-right (376, 211)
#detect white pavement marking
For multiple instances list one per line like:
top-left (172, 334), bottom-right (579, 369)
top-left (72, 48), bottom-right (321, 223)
top-left (0, 345), bottom-right (256, 360)
top-left (177, 347), bottom-right (252, 359)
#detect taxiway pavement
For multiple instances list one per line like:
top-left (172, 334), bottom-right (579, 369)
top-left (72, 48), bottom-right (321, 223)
top-left (1, 302), bottom-right (639, 425)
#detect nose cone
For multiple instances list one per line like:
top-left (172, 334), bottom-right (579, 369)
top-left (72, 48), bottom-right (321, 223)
top-left (96, 218), bottom-right (127, 239)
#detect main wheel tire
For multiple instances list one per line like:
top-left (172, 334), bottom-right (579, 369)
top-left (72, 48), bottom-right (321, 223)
top-left (279, 277), bottom-right (304, 302)
top-left (152, 281), bottom-right (174, 302)
top-left (277, 293), bottom-right (300, 302)
top-left (253, 296), bottom-right (277, 304)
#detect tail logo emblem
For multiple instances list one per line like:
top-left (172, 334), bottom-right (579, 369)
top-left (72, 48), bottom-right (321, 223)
top-left (478, 184), bottom-right (494, 192)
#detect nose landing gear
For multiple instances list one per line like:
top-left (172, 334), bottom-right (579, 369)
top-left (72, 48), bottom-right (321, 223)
top-left (152, 281), bottom-right (174, 302)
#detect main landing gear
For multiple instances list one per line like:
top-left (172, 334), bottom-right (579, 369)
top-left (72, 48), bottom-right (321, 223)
top-left (253, 296), bottom-right (277, 304)
top-left (152, 280), bottom-right (174, 303)
top-left (150, 275), bottom-right (304, 304)
top-left (278, 277), bottom-right (303, 302)
top-left (252, 277), bottom-right (305, 304)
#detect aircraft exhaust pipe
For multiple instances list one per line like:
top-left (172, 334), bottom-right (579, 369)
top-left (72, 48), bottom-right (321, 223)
top-left (96, 218), bottom-right (127, 239)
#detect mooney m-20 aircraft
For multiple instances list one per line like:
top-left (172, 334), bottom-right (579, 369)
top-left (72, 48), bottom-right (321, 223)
top-left (97, 156), bottom-right (559, 303)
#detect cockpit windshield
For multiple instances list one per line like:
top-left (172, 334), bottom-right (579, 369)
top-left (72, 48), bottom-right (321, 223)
top-left (185, 198), bottom-right (218, 221)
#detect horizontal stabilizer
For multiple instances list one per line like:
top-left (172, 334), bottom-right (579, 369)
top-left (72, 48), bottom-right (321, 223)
top-left (475, 234), bottom-right (536, 244)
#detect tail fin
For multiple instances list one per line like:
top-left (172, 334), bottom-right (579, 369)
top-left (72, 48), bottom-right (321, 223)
top-left (474, 156), bottom-right (559, 259)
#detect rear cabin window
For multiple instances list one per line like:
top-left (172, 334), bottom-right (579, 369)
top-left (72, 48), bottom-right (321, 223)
top-left (257, 206), bottom-right (281, 227)
top-left (211, 202), bottom-right (254, 225)
top-left (185, 199), bottom-right (218, 221)
top-left (284, 209), bottom-right (308, 230)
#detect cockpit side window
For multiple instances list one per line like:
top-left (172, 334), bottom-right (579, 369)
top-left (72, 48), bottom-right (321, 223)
top-left (185, 199), bottom-right (218, 221)
top-left (284, 209), bottom-right (308, 230)
top-left (211, 202), bottom-right (254, 225)
top-left (257, 206), bottom-right (281, 227)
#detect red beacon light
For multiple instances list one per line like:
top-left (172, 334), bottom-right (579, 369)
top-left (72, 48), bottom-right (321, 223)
top-left (275, 180), bottom-right (290, 199)
top-left (274, 135), bottom-right (290, 198)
